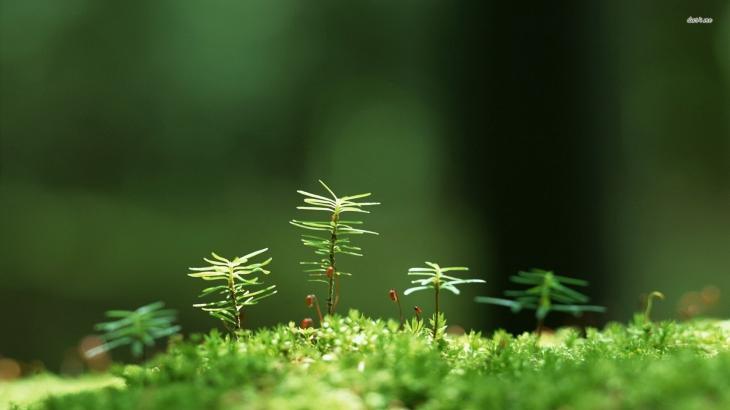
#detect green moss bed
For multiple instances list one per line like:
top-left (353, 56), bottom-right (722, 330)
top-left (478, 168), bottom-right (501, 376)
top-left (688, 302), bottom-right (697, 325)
top-left (6, 311), bottom-right (730, 410)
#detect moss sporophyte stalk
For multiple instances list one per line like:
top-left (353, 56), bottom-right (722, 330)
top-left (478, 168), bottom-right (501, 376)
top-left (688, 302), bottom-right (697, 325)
top-left (389, 289), bottom-right (404, 328)
top-left (644, 291), bottom-right (665, 322)
top-left (305, 294), bottom-right (324, 326)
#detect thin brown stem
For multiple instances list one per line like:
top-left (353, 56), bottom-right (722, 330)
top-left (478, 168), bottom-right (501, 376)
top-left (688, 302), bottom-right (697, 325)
top-left (314, 297), bottom-right (323, 325)
top-left (333, 272), bottom-right (341, 311)
top-left (644, 291), bottom-right (664, 322)
top-left (327, 213), bottom-right (339, 315)
top-left (433, 285), bottom-right (440, 341)
top-left (226, 266), bottom-right (241, 339)
top-left (222, 320), bottom-right (233, 335)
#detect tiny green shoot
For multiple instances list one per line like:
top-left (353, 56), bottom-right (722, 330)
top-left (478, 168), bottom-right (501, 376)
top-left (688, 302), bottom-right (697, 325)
top-left (404, 262), bottom-right (485, 340)
top-left (644, 291), bottom-right (665, 322)
top-left (403, 306), bottom-right (425, 335)
top-left (85, 301), bottom-right (180, 360)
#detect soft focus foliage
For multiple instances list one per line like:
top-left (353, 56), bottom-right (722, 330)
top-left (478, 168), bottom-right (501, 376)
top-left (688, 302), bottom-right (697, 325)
top-left (0, 374), bottom-right (122, 410)
top-left (475, 269), bottom-right (605, 325)
top-left (85, 302), bottom-right (180, 359)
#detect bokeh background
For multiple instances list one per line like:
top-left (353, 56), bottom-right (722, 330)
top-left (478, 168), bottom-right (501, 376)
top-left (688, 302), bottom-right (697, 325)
top-left (1, 1), bottom-right (728, 372)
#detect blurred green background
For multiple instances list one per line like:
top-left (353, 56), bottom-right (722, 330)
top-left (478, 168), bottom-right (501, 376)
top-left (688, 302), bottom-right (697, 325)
top-left (1, 1), bottom-right (728, 371)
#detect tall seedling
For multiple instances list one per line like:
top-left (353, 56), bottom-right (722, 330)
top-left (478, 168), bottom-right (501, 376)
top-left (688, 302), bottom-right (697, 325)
top-left (291, 180), bottom-right (379, 315)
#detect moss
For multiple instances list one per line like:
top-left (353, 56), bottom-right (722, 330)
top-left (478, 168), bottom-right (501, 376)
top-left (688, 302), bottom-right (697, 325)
top-left (0, 374), bottom-right (122, 410)
top-left (13, 312), bottom-right (730, 409)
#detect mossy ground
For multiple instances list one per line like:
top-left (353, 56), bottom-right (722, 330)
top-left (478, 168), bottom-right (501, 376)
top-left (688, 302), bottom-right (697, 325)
top-left (0, 375), bottom-right (122, 410)
top-left (6, 311), bottom-right (730, 410)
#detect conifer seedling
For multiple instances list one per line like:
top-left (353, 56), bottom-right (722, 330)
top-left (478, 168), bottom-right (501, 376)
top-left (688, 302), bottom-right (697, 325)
top-left (85, 301), bottom-right (180, 360)
top-left (404, 262), bottom-right (485, 340)
top-left (290, 180), bottom-right (379, 315)
top-left (475, 268), bottom-right (605, 334)
top-left (188, 249), bottom-right (277, 337)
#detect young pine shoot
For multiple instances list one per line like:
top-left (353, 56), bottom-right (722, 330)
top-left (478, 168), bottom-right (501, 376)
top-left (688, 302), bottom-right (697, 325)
top-left (404, 262), bottom-right (485, 340)
top-left (188, 249), bottom-right (277, 337)
top-left (290, 180), bottom-right (379, 315)
top-left (475, 269), bottom-right (605, 334)
top-left (85, 301), bottom-right (180, 360)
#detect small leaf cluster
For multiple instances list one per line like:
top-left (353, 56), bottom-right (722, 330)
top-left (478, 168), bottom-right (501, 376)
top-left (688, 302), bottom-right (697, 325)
top-left (86, 301), bottom-right (180, 359)
top-left (475, 269), bottom-right (605, 324)
top-left (403, 315), bottom-right (426, 336)
top-left (188, 249), bottom-right (276, 332)
top-left (404, 262), bottom-right (484, 340)
top-left (404, 262), bottom-right (485, 296)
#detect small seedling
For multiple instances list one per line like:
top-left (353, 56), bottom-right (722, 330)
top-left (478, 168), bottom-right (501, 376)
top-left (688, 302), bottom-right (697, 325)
top-left (188, 249), bottom-right (277, 337)
top-left (291, 180), bottom-right (379, 315)
top-left (85, 301), bottom-right (180, 360)
top-left (404, 262), bottom-right (485, 340)
top-left (305, 294), bottom-right (324, 325)
top-left (475, 269), bottom-right (605, 334)
top-left (644, 291), bottom-right (665, 322)
top-left (389, 289), bottom-right (404, 328)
